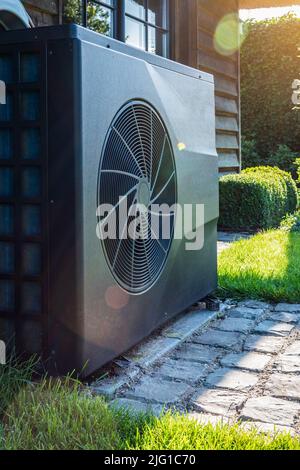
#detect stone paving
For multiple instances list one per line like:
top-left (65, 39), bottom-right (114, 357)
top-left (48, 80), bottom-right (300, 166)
top-left (93, 301), bottom-right (300, 435)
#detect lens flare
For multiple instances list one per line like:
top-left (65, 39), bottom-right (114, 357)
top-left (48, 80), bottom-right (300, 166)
top-left (105, 285), bottom-right (129, 310)
top-left (214, 13), bottom-right (245, 56)
top-left (177, 142), bottom-right (186, 151)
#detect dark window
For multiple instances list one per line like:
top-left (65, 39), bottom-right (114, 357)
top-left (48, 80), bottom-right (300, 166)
top-left (85, 1), bottom-right (170, 57)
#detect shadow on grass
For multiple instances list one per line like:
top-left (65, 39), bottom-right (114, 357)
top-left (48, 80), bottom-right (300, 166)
top-left (217, 230), bottom-right (300, 304)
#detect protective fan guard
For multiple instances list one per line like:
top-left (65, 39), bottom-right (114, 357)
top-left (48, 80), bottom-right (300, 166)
top-left (97, 100), bottom-right (177, 294)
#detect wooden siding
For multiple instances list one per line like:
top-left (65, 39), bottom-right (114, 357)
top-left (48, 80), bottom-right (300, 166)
top-left (173, 0), bottom-right (241, 173)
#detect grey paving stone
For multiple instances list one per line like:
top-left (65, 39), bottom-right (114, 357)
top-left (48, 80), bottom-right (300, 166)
top-left (171, 343), bottom-right (222, 364)
top-left (275, 304), bottom-right (300, 313)
top-left (265, 374), bottom-right (300, 399)
top-left (111, 398), bottom-right (163, 416)
top-left (238, 300), bottom-right (270, 310)
top-left (162, 310), bottom-right (218, 341)
top-left (220, 352), bottom-right (271, 372)
top-left (284, 341), bottom-right (300, 356)
top-left (269, 312), bottom-right (299, 324)
top-left (193, 330), bottom-right (244, 350)
top-left (214, 317), bottom-right (256, 334)
top-left (92, 368), bottom-right (140, 398)
top-left (188, 412), bottom-right (232, 426)
top-left (240, 396), bottom-right (300, 427)
top-left (192, 388), bottom-right (246, 416)
top-left (273, 354), bottom-right (300, 374)
top-left (125, 375), bottom-right (192, 405)
top-left (229, 307), bottom-right (265, 321)
top-left (157, 358), bottom-right (208, 383)
top-left (244, 335), bottom-right (285, 354)
top-left (205, 367), bottom-right (259, 391)
top-left (254, 321), bottom-right (294, 337)
top-left (127, 336), bottom-right (179, 369)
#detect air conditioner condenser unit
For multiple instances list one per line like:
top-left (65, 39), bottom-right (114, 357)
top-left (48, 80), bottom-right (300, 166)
top-left (0, 25), bottom-right (218, 376)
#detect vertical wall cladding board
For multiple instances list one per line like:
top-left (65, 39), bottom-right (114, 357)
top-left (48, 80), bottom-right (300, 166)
top-left (47, 38), bottom-right (82, 373)
top-left (197, 0), bottom-right (240, 173)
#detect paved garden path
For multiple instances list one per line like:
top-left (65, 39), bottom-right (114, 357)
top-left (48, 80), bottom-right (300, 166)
top-left (93, 301), bottom-right (300, 435)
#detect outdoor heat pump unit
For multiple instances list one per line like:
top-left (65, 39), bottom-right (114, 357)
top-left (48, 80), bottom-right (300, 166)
top-left (0, 25), bottom-right (218, 376)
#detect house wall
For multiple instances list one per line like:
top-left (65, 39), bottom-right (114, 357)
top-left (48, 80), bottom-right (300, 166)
top-left (22, 0), bottom-right (241, 174)
top-left (173, 0), bottom-right (241, 174)
top-left (22, 0), bottom-right (61, 25)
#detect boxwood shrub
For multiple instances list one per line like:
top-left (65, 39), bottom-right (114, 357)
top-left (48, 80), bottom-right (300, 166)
top-left (219, 166), bottom-right (299, 231)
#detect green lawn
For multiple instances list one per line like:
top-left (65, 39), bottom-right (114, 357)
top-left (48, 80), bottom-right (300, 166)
top-left (218, 230), bottom-right (300, 303)
top-left (0, 366), bottom-right (299, 450)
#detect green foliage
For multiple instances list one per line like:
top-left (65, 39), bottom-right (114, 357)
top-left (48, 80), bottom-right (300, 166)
top-left (281, 210), bottom-right (300, 232)
top-left (244, 166), bottom-right (299, 214)
top-left (64, 0), bottom-right (110, 35)
top-left (219, 166), bottom-right (297, 231)
top-left (241, 14), bottom-right (300, 159)
top-left (218, 230), bottom-right (300, 303)
top-left (268, 145), bottom-right (299, 178)
top-left (131, 412), bottom-right (300, 450)
top-left (242, 138), bottom-right (261, 169)
top-left (294, 158), bottom-right (300, 185)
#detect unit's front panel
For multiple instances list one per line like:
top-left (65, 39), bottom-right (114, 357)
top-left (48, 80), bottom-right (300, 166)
top-left (0, 42), bottom-right (48, 357)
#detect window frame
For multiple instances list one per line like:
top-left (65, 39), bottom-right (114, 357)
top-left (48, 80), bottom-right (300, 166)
top-left (84, 0), bottom-right (171, 58)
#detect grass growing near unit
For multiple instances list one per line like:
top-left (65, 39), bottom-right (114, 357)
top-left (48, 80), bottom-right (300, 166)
top-left (130, 413), bottom-right (300, 451)
top-left (218, 230), bottom-right (300, 303)
top-left (0, 355), bottom-right (38, 415)
top-left (1, 364), bottom-right (300, 450)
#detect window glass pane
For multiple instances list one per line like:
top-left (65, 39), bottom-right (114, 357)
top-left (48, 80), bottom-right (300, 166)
top-left (148, 27), bottom-right (168, 56)
top-left (148, 0), bottom-right (167, 27)
top-left (22, 205), bottom-right (41, 237)
top-left (125, 0), bottom-right (145, 20)
top-left (21, 168), bottom-right (42, 199)
top-left (0, 205), bottom-right (14, 236)
top-left (21, 321), bottom-right (43, 353)
top-left (0, 92), bottom-right (13, 122)
top-left (21, 128), bottom-right (41, 160)
top-left (20, 53), bottom-right (40, 83)
top-left (0, 242), bottom-right (14, 274)
top-left (22, 243), bottom-right (41, 276)
top-left (0, 55), bottom-right (14, 83)
top-left (21, 282), bottom-right (41, 315)
top-left (90, 2), bottom-right (114, 36)
top-left (125, 17), bottom-right (146, 50)
top-left (100, 0), bottom-right (114, 5)
top-left (0, 280), bottom-right (15, 312)
top-left (0, 129), bottom-right (13, 159)
top-left (20, 91), bottom-right (40, 121)
top-left (0, 168), bottom-right (14, 198)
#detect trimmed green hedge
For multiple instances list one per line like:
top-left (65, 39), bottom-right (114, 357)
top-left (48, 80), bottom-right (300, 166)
top-left (219, 167), bottom-right (299, 231)
top-left (241, 14), bottom-right (300, 159)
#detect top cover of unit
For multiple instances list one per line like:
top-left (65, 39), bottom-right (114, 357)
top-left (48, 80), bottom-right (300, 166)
top-left (0, 25), bottom-right (218, 376)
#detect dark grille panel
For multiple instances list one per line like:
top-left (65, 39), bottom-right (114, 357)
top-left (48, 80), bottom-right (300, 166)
top-left (98, 101), bottom-right (176, 294)
top-left (0, 45), bottom-right (47, 356)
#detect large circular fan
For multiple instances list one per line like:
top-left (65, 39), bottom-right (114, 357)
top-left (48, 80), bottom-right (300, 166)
top-left (97, 101), bottom-right (177, 294)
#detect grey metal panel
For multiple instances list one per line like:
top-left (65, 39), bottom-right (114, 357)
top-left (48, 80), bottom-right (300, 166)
top-left (0, 25), bottom-right (218, 376)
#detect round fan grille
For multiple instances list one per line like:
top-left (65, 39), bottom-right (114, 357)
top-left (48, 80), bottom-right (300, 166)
top-left (97, 101), bottom-right (177, 294)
